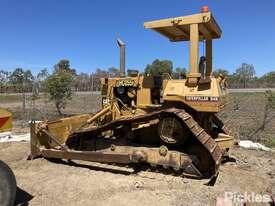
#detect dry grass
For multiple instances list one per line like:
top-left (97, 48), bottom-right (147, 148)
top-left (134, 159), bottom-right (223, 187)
top-left (1, 92), bottom-right (274, 146)
top-left (0, 92), bottom-right (101, 121)
top-left (219, 92), bottom-right (275, 147)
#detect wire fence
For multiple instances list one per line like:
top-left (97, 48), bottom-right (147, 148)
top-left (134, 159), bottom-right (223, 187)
top-left (218, 92), bottom-right (275, 146)
top-left (0, 91), bottom-right (101, 124)
top-left (0, 90), bottom-right (274, 146)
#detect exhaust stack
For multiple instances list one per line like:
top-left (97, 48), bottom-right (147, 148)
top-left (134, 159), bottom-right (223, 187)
top-left (117, 38), bottom-right (125, 77)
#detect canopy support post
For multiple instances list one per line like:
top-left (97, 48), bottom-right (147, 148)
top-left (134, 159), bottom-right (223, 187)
top-left (205, 38), bottom-right (212, 77)
top-left (187, 23), bottom-right (201, 86)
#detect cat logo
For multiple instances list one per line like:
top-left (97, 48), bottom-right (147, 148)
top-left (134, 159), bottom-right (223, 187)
top-left (102, 98), bottom-right (110, 106)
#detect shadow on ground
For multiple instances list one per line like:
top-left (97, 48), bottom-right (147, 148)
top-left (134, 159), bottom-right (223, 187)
top-left (15, 187), bottom-right (33, 206)
top-left (46, 158), bottom-right (133, 176)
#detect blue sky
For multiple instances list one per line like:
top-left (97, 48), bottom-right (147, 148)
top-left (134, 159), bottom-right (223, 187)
top-left (0, 0), bottom-right (274, 76)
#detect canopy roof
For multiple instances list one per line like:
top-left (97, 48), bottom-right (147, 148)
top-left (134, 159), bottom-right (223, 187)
top-left (144, 12), bottom-right (221, 42)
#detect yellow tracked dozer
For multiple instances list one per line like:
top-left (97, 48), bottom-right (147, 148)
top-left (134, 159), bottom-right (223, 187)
top-left (30, 7), bottom-right (234, 184)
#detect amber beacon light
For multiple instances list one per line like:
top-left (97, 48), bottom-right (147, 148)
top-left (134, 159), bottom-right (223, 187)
top-left (201, 6), bottom-right (209, 13)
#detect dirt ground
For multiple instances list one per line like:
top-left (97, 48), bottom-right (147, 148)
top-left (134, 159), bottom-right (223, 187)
top-left (0, 142), bottom-right (274, 206)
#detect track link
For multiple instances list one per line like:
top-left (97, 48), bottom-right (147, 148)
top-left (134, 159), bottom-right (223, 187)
top-left (170, 109), bottom-right (222, 177)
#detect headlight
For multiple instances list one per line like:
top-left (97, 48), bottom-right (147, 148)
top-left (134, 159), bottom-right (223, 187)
top-left (117, 86), bottom-right (125, 95)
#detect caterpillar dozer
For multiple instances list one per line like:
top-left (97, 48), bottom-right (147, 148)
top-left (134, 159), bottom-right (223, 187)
top-left (29, 7), bottom-right (234, 184)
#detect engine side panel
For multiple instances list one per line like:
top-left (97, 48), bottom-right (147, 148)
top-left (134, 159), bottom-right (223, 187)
top-left (163, 77), bottom-right (227, 112)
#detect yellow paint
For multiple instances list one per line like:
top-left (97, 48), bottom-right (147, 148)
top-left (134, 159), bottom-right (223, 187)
top-left (0, 108), bottom-right (12, 132)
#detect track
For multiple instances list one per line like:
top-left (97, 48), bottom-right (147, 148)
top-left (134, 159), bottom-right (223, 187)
top-left (67, 108), bottom-right (223, 183)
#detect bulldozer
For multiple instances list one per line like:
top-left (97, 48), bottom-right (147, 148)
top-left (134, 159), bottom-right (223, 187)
top-left (29, 7), bottom-right (234, 183)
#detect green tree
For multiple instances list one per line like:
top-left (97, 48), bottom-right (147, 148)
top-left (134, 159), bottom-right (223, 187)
top-left (235, 63), bottom-right (255, 88)
top-left (54, 59), bottom-right (76, 75)
top-left (45, 60), bottom-right (75, 116)
top-left (8, 68), bottom-right (33, 115)
top-left (173, 67), bottom-right (186, 79)
top-left (0, 70), bottom-right (10, 92)
top-left (259, 71), bottom-right (275, 87)
top-left (145, 59), bottom-right (173, 77)
top-left (37, 68), bottom-right (49, 81)
top-left (9, 68), bottom-right (34, 85)
top-left (212, 68), bottom-right (229, 78)
top-left (30, 68), bottom-right (49, 106)
top-left (9, 68), bottom-right (34, 92)
top-left (0, 70), bottom-right (9, 82)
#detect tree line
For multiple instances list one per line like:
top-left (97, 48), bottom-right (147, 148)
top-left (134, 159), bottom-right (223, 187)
top-left (212, 64), bottom-right (275, 88)
top-left (1, 59), bottom-right (274, 94)
top-left (0, 65), bottom-right (133, 94)
top-left (0, 58), bottom-right (274, 115)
